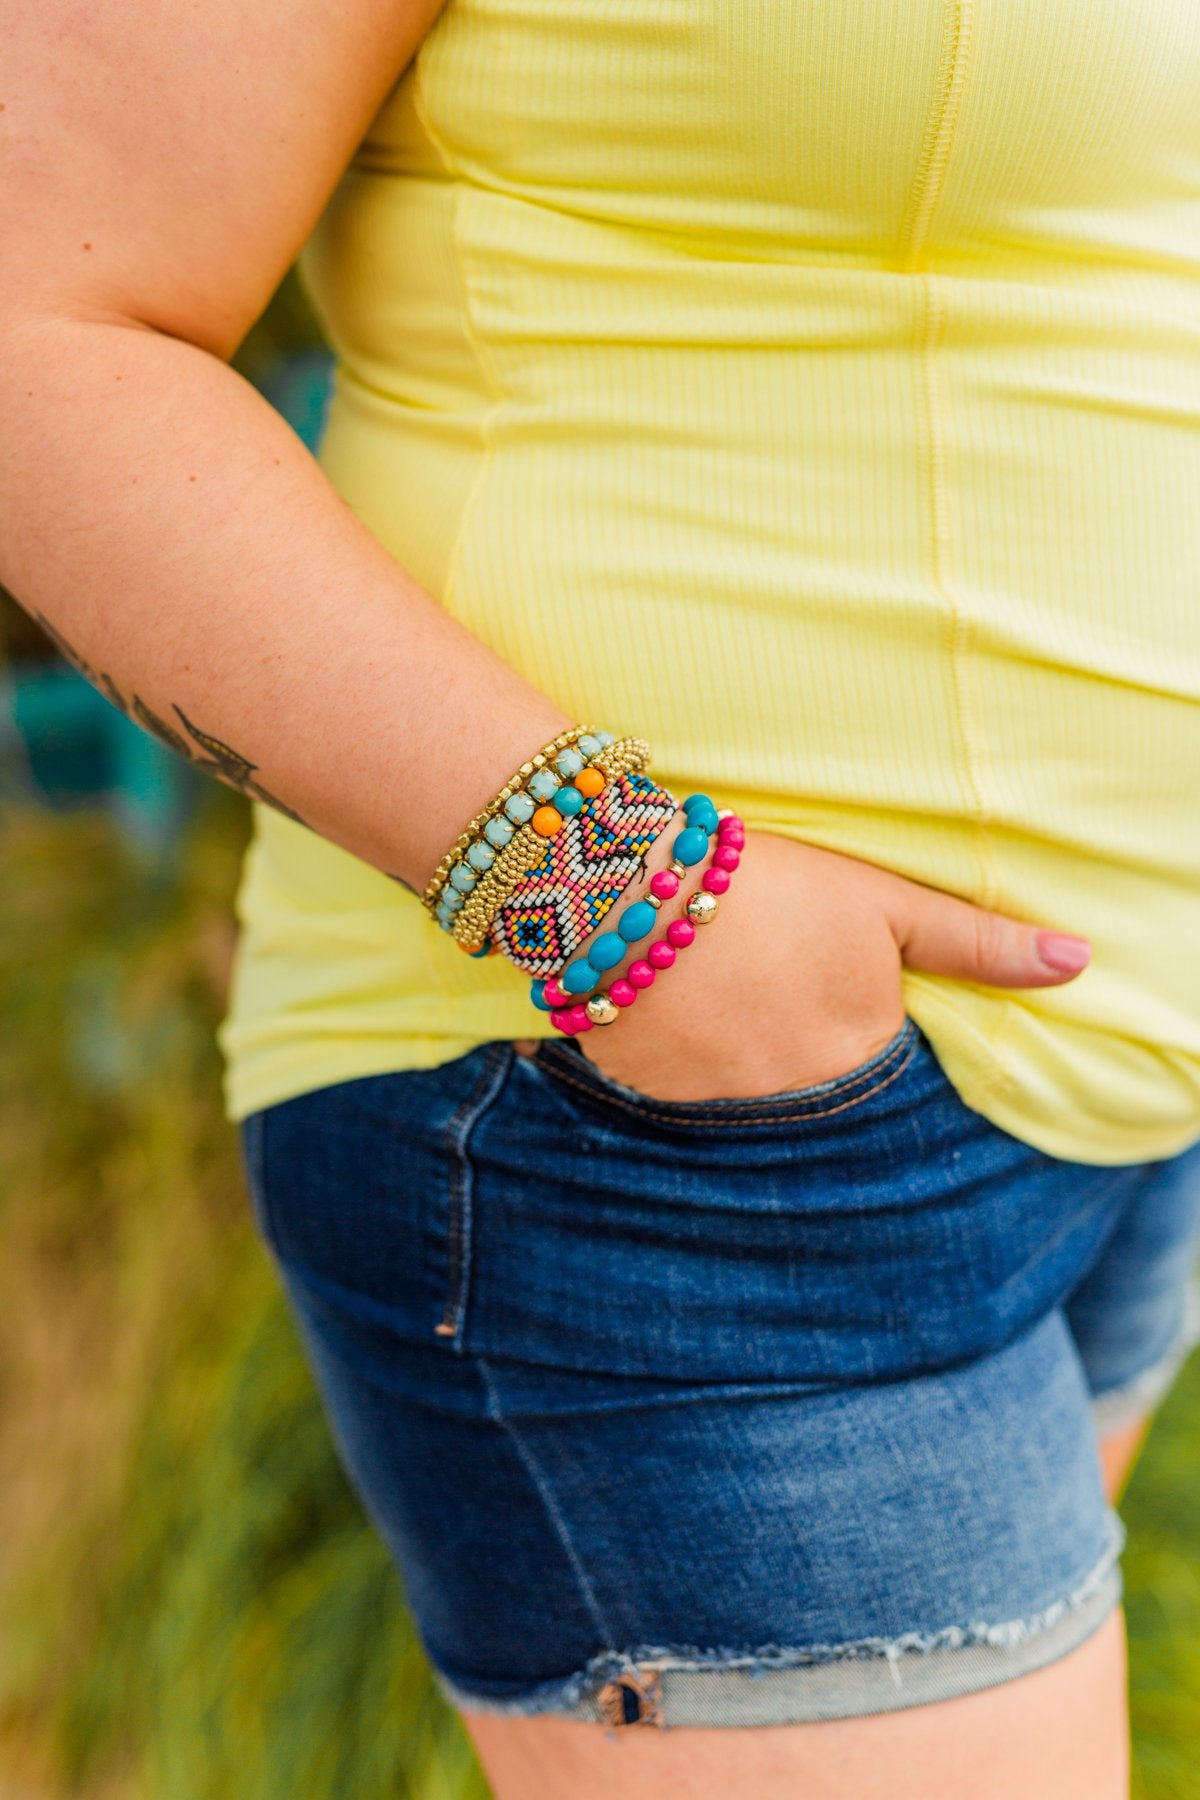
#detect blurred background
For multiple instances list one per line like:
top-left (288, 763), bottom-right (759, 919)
top-left (0, 273), bottom-right (1196, 1800)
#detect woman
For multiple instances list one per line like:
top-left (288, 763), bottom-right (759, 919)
top-left (3, 1), bottom-right (1199, 1793)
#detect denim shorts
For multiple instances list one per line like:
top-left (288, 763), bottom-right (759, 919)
top-left (239, 1015), bottom-right (1200, 1730)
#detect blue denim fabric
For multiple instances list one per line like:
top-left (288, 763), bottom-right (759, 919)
top-left (239, 1016), bottom-right (1200, 1727)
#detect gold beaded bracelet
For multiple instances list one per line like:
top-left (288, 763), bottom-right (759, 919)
top-left (421, 725), bottom-right (595, 919)
top-left (449, 828), bottom-right (549, 950)
top-left (593, 735), bottom-right (653, 780)
top-left (449, 736), bottom-right (653, 950)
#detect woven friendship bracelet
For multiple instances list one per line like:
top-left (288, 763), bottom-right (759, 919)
top-left (448, 737), bottom-right (654, 950)
top-left (530, 792), bottom-right (721, 1012)
top-left (490, 768), bottom-right (679, 976)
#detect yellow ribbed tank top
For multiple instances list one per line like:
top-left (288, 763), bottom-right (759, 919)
top-left (219, 0), bottom-right (1200, 1165)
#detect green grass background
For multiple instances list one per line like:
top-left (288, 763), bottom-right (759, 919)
top-left (0, 795), bottom-right (489, 1798)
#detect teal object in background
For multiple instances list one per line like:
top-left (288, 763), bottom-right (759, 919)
top-left (2, 349), bottom-right (335, 853)
top-left (5, 666), bottom-right (193, 854)
top-left (258, 348), bottom-right (335, 454)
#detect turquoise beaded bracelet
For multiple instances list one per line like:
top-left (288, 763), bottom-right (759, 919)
top-left (529, 792), bottom-right (721, 1011)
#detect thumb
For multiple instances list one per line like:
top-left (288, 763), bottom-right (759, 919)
top-left (877, 871), bottom-right (1092, 990)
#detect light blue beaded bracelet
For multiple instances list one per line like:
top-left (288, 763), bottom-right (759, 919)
top-left (433, 729), bottom-right (616, 928)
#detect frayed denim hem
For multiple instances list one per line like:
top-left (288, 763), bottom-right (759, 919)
top-left (433, 1519), bottom-right (1125, 1728)
top-left (1091, 1275), bottom-right (1200, 1439)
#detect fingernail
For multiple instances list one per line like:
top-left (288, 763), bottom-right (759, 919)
top-left (1036, 931), bottom-right (1092, 974)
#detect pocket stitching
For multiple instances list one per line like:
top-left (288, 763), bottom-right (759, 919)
top-left (532, 1018), bottom-right (920, 1130)
top-left (434, 1045), bottom-right (514, 1345)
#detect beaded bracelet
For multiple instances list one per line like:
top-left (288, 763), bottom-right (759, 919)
top-left (529, 792), bottom-right (719, 1004)
top-left (544, 806), bottom-right (745, 1033)
top-left (442, 736), bottom-right (652, 948)
top-left (434, 732), bottom-right (636, 940)
top-left (423, 724), bottom-right (611, 919)
top-left (528, 795), bottom-right (737, 1022)
top-left (490, 769), bottom-right (678, 975)
top-left (442, 736), bottom-right (655, 949)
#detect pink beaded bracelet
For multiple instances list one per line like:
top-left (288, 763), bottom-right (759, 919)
top-left (545, 810), bottom-right (746, 1034)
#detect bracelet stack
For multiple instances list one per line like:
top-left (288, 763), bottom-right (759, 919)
top-left (421, 725), bottom-right (744, 1023)
top-left (529, 798), bottom-right (745, 1034)
top-left (445, 736), bottom-right (659, 954)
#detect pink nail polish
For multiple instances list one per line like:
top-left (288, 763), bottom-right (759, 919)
top-left (1036, 931), bottom-right (1092, 974)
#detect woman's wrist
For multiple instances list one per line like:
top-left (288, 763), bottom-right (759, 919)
top-left (403, 702), bottom-right (576, 896)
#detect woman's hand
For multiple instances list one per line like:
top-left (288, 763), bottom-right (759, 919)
top-left (523, 821), bottom-right (1092, 1105)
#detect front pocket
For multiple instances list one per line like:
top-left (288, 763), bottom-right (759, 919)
top-left (468, 1016), bottom-right (1063, 1382)
top-left (530, 1014), bottom-right (922, 1135)
top-left (233, 1052), bottom-right (522, 1350)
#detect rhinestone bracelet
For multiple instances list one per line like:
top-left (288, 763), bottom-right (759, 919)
top-left (423, 724), bottom-right (606, 920)
top-left (431, 729), bottom-right (621, 935)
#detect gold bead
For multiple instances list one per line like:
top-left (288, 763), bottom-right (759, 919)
top-left (685, 891), bottom-right (719, 924)
top-left (669, 860), bottom-right (686, 879)
top-left (645, 893), bottom-right (661, 909)
top-left (519, 761), bottom-right (535, 777)
top-left (533, 753), bottom-right (546, 767)
top-left (585, 993), bottom-right (620, 1026)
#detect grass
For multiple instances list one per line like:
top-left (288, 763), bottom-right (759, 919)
top-left (0, 791), bottom-right (485, 1800)
top-left (0, 789), bottom-right (1195, 1797)
top-left (1124, 1351), bottom-right (1200, 1798)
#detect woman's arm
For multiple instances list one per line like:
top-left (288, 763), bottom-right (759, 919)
top-left (0, 0), bottom-right (570, 892)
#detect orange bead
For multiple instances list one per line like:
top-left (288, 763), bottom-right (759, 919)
top-left (573, 766), bottom-right (606, 799)
top-left (532, 805), bottom-right (565, 836)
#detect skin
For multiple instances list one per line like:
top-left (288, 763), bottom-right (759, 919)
top-left (0, 2), bottom-right (1134, 1791)
top-left (463, 1615), bottom-right (1130, 1800)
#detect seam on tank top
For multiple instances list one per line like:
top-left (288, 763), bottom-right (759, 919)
top-left (896, 0), bottom-right (975, 270)
top-left (411, 57), bottom-right (507, 615)
top-left (915, 277), bottom-right (998, 913)
top-left (899, 2), bottom-right (997, 912)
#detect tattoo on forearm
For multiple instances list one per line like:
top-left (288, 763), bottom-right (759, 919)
top-left (132, 694), bottom-right (191, 760)
top-left (33, 610), bottom-right (309, 827)
top-left (166, 704), bottom-right (305, 824)
top-left (98, 671), bottom-right (130, 714)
